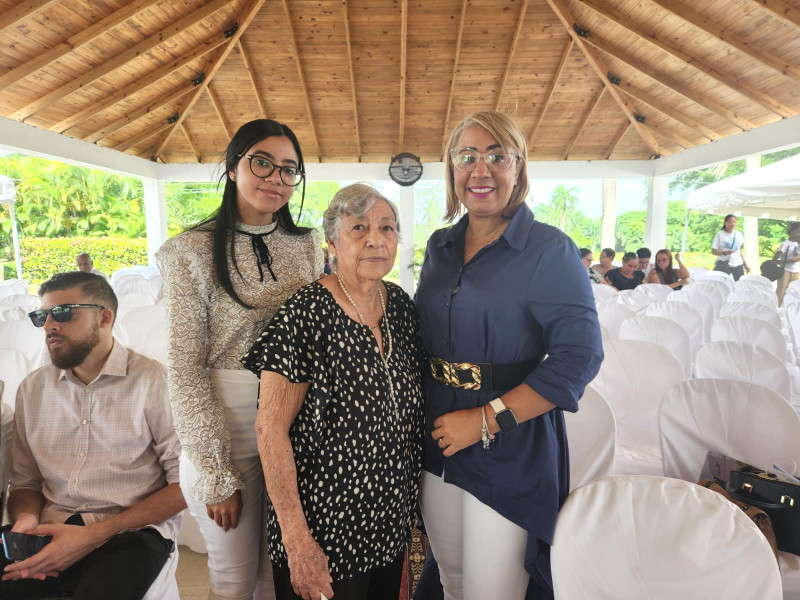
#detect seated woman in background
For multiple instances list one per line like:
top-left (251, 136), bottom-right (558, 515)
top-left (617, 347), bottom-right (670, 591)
top-left (591, 247), bottom-right (615, 276)
top-left (648, 249), bottom-right (690, 290)
top-left (605, 252), bottom-right (644, 291)
top-left (580, 248), bottom-right (608, 285)
top-left (774, 222), bottom-right (800, 306)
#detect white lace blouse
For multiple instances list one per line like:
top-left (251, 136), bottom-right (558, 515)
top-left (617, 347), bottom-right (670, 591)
top-left (156, 221), bottom-right (323, 503)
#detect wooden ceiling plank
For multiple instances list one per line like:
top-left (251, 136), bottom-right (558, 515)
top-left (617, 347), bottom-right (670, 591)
top-left (546, 0), bottom-right (661, 156)
top-left (494, 0), bottom-right (530, 112)
top-left (207, 85), bottom-right (233, 141)
top-left (0, 0), bottom-right (158, 93)
top-left (441, 0), bottom-right (469, 156)
top-left (638, 119), bottom-right (688, 152)
top-left (562, 85), bottom-right (606, 160)
top-left (583, 32), bottom-right (756, 131)
top-left (8, 0), bottom-right (232, 122)
top-left (744, 0), bottom-right (800, 31)
top-left (181, 123), bottom-right (202, 163)
top-left (527, 38), bottom-right (573, 148)
top-left (113, 118), bottom-right (174, 153)
top-left (148, 0), bottom-right (266, 160)
top-left (238, 40), bottom-right (267, 119)
top-left (399, 0), bottom-right (407, 151)
top-left (342, 0), bottom-right (361, 160)
top-left (57, 30), bottom-right (229, 135)
top-left (0, 0), bottom-right (58, 35)
top-left (605, 121), bottom-right (631, 159)
top-left (580, 0), bottom-right (793, 118)
top-left (651, 0), bottom-right (800, 86)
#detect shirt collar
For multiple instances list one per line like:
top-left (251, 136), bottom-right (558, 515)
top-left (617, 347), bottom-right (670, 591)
top-left (58, 340), bottom-right (129, 383)
top-left (438, 202), bottom-right (533, 252)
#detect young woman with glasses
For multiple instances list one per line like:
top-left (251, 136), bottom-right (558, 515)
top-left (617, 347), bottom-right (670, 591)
top-left (156, 119), bottom-right (323, 599)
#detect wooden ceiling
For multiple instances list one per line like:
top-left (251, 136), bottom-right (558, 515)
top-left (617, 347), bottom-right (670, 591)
top-left (1, 0), bottom-right (799, 165)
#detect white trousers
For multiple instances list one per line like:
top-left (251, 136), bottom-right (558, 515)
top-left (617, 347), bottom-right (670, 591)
top-left (419, 470), bottom-right (530, 600)
top-left (179, 368), bottom-right (274, 600)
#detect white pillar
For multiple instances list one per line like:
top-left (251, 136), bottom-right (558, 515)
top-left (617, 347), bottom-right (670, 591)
top-left (743, 156), bottom-right (761, 273)
top-left (398, 185), bottom-right (415, 296)
top-left (601, 179), bottom-right (616, 250)
top-left (143, 178), bottom-right (168, 266)
top-left (645, 175), bottom-right (668, 252)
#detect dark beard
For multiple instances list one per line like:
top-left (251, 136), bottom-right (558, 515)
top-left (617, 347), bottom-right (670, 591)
top-left (49, 324), bottom-right (100, 370)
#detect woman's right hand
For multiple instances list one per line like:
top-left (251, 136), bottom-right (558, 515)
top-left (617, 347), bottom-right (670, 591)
top-left (286, 535), bottom-right (335, 600)
top-left (205, 490), bottom-right (243, 531)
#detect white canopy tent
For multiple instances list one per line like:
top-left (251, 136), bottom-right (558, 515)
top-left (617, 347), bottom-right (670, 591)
top-left (0, 173), bottom-right (22, 280)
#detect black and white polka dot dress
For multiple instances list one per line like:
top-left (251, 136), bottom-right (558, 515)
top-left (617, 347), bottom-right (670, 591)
top-left (241, 280), bottom-right (425, 579)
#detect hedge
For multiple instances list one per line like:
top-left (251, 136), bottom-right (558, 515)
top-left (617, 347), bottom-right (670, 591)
top-left (18, 237), bottom-right (149, 284)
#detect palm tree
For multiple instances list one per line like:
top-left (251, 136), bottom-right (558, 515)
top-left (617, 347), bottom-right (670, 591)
top-left (550, 185), bottom-right (579, 232)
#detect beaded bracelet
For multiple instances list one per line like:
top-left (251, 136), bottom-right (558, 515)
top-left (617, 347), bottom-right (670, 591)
top-left (481, 404), bottom-right (495, 450)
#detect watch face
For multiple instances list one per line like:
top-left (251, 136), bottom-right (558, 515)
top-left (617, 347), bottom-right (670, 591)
top-left (495, 408), bottom-right (518, 433)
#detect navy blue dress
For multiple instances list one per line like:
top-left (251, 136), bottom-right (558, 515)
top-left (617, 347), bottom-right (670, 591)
top-left (415, 203), bottom-right (603, 594)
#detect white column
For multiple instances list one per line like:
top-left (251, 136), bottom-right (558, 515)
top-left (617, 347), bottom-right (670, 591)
top-left (398, 185), bottom-right (415, 296)
top-left (143, 178), bottom-right (168, 266)
top-left (743, 156), bottom-right (761, 273)
top-left (645, 176), bottom-right (668, 251)
top-left (601, 179), bottom-right (616, 250)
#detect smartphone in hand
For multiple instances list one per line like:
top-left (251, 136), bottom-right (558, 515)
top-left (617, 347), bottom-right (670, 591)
top-left (1, 531), bottom-right (53, 562)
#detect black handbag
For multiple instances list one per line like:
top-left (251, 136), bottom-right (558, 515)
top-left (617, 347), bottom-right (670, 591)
top-left (729, 470), bottom-right (800, 555)
top-left (760, 259), bottom-right (784, 282)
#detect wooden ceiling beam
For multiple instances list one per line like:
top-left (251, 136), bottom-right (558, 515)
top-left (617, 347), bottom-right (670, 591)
top-left (441, 0), bottom-right (468, 157)
top-left (57, 31), bottom-right (228, 135)
top-left (0, 0), bottom-right (157, 92)
top-left (562, 85), bottom-right (605, 160)
top-left (207, 85), bottom-right (233, 142)
top-left (579, 0), bottom-right (793, 118)
top-left (744, 0), bottom-right (800, 31)
top-left (637, 119), bottom-right (689, 152)
top-left (342, 0), bottom-right (361, 160)
top-left (8, 0), bottom-right (232, 122)
top-left (0, 0), bottom-right (58, 35)
top-left (113, 118), bottom-right (174, 153)
top-left (545, 0), bottom-right (661, 156)
top-left (398, 0), bottom-right (408, 152)
top-left (582, 32), bottom-right (756, 130)
top-left (181, 123), bottom-right (202, 163)
top-left (527, 38), bottom-right (572, 148)
top-left (605, 121), bottom-right (631, 159)
top-left (148, 0), bottom-right (266, 160)
top-left (495, 0), bottom-right (530, 112)
top-left (651, 0), bottom-right (800, 86)
top-left (238, 40), bottom-right (267, 119)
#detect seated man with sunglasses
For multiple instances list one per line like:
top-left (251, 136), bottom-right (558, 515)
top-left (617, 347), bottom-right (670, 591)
top-left (1, 271), bottom-right (185, 600)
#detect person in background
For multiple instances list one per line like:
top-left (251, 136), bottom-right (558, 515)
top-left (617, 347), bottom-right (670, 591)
top-left (712, 214), bottom-right (749, 281)
top-left (773, 222), bottom-right (800, 306)
top-left (157, 119), bottom-right (323, 600)
top-left (648, 249), bottom-right (690, 290)
top-left (322, 247), bottom-right (332, 275)
top-left (605, 252), bottom-right (645, 291)
top-left (636, 247), bottom-right (652, 279)
top-left (75, 252), bottom-right (108, 280)
top-left (591, 247), bottom-right (615, 277)
top-left (580, 249), bottom-right (608, 285)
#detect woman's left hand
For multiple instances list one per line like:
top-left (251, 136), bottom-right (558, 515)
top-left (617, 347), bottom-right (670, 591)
top-left (432, 407), bottom-right (482, 457)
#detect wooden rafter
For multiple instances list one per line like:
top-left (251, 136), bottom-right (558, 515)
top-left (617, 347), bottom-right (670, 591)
top-left (651, 0), bottom-right (800, 86)
top-left (579, 0), bottom-right (793, 118)
top-left (494, 0), bottom-right (530, 111)
top-left (207, 85), bottom-right (233, 141)
top-left (582, 32), bottom-right (755, 131)
top-left (744, 0), bottom-right (800, 31)
top-left (57, 31), bottom-right (228, 135)
top-left (148, 0), bottom-right (266, 160)
top-left (441, 0), bottom-right (468, 156)
top-left (0, 0), bottom-right (157, 92)
top-left (605, 121), bottom-right (631, 159)
top-left (562, 85), bottom-right (605, 159)
top-left (637, 119), bottom-right (690, 151)
top-left (527, 38), bottom-right (573, 148)
top-left (0, 0), bottom-right (58, 35)
top-left (181, 123), bottom-right (202, 162)
top-left (8, 0), bottom-right (232, 122)
top-left (238, 40), bottom-right (267, 119)
top-left (398, 0), bottom-right (408, 151)
top-left (113, 118), bottom-right (174, 153)
top-left (342, 0), bottom-right (361, 160)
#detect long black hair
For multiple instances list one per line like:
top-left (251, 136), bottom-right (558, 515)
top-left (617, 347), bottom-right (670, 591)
top-left (721, 214), bottom-right (736, 230)
top-left (192, 119), bottom-right (312, 308)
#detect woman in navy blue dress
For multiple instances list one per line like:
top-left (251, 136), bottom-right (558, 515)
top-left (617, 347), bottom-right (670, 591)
top-left (415, 111), bottom-right (603, 600)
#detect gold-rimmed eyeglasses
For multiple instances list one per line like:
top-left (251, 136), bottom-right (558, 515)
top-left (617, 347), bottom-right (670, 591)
top-left (450, 148), bottom-right (518, 172)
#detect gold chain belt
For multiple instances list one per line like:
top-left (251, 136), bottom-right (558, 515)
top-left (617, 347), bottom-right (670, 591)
top-left (430, 356), bottom-right (482, 390)
top-left (429, 355), bottom-right (544, 392)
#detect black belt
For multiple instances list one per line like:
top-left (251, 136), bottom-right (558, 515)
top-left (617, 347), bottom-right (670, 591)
top-left (429, 355), bottom-right (544, 392)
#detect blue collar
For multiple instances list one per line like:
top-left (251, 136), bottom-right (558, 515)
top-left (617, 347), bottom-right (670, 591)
top-left (438, 203), bottom-right (534, 253)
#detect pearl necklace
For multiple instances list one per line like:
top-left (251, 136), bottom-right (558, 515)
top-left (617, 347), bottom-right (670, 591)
top-left (336, 274), bottom-right (398, 421)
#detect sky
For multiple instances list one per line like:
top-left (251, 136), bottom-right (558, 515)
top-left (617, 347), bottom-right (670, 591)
top-left (530, 179), bottom-right (651, 219)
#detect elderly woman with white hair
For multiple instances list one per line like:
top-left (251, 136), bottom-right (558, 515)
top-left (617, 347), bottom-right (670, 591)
top-left (242, 183), bottom-right (425, 600)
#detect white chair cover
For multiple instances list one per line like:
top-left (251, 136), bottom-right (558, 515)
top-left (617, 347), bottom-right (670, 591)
top-left (613, 288), bottom-right (659, 313)
top-left (596, 302), bottom-right (635, 340)
top-left (695, 277), bottom-right (733, 297)
top-left (0, 279), bottom-right (29, 301)
top-left (740, 273), bottom-right (774, 288)
top-left (728, 289), bottom-right (778, 308)
top-left (619, 315), bottom-right (692, 378)
top-left (644, 300), bottom-right (704, 357)
top-left (687, 266), bottom-right (709, 279)
top-left (0, 348), bottom-right (32, 410)
top-left (667, 289), bottom-right (715, 343)
top-left (551, 476), bottom-right (783, 600)
top-left (589, 339), bottom-right (685, 475)
top-left (117, 291), bottom-right (157, 307)
top-left (695, 341), bottom-right (791, 401)
top-left (711, 316), bottom-right (787, 363)
top-left (721, 301), bottom-right (782, 330)
top-left (592, 283), bottom-right (617, 302)
top-left (0, 293), bottom-right (39, 310)
top-left (564, 387), bottom-right (615, 491)
top-left (637, 283), bottom-right (672, 301)
top-left (111, 265), bottom-right (159, 285)
top-left (142, 545), bottom-right (180, 600)
top-left (139, 323), bottom-right (168, 366)
top-left (700, 270), bottom-right (736, 291)
top-left (117, 305), bottom-right (166, 354)
top-left (115, 275), bottom-right (161, 299)
top-left (0, 316), bottom-right (46, 365)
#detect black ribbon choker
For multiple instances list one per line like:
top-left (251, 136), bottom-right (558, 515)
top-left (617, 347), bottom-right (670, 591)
top-left (235, 227), bottom-right (277, 282)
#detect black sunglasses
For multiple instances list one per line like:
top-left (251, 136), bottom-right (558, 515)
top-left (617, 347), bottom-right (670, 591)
top-left (28, 304), bottom-right (106, 327)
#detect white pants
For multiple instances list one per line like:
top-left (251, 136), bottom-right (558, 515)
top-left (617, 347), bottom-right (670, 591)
top-left (419, 470), bottom-right (530, 600)
top-left (179, 369), bottom-right (274, 600)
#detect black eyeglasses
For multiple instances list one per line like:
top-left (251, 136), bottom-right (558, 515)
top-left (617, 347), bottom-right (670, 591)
top-left (240, 154), bottom-right (304, 186)
top-left (28, 304), bottom-right (106, 327)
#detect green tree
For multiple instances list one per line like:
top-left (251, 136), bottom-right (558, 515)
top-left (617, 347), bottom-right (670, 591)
top-left (550, 185), bottom-right (579, 231)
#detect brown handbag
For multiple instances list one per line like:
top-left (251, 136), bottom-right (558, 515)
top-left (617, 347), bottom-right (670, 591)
top-left (698, 479), bottom-right (779, 560)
